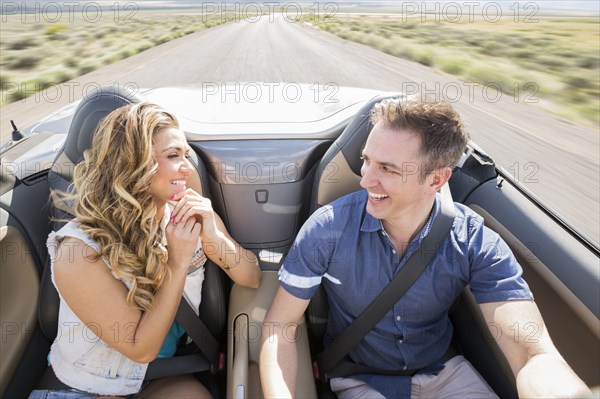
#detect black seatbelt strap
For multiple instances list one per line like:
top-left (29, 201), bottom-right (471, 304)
top-left (144, 352), bottom-right (213, 380)
top-left (174, 294), bottom-right (220, 363)
top-left (145, 297), bottom-right (222, 379)
top-left (145, 280), bottom-right (222, 380)
top-left (317, 186), bottom-right (456, 380)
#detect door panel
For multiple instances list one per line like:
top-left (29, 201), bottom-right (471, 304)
top-left (0, 173), bottom-right (53, 398)
top-left (0, 217), bottom-right (40, 397)
top-left (465, 179), bottom-right (600, 391)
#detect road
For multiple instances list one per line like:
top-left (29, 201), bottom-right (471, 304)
top-left (1, 15), bottom-right (598, 244)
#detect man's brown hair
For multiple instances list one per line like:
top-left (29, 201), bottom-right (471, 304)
top-left (370, 97), bottom-right (469, 180)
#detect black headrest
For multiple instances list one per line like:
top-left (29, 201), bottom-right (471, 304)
top-left (309, 93), bottom-right (405, 212)
top-left (327, 93), bottom-right (405, 175)
top-left (63, 85), bottom-right (144, 164)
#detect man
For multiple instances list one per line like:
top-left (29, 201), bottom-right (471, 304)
top-left (259, 98), bottom-right (591, 398)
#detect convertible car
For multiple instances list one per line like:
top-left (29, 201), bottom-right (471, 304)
top-left (1, 85), bottom-right (598, 398)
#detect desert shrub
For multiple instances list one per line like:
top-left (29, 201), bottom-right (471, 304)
top-left (9, 37), bottom-right (38, 50)
top-left (9, 54), bottom-right (42, 69)
top-left (465, 66), bottom-right (514, 94)
top-left (45, 23), bottom-right (68, 37)
top-left (563, 76), bottom-right (591, 90)
top-left (438, 56), bottom-right (467, 75)
top-left (575, 55), bottom-right (600, 69)
top-left (78, 60), bottom-right (100, 75)
top-left (0, 73), bottom-right (10, 87)
top-left (413, 48), bottom-right (434, 66)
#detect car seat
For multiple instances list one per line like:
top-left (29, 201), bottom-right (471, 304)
top-left (35, 85), bottom-right (228, 396)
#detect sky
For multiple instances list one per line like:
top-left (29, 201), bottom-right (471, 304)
top-left (4, 1), bottom-right (600, 12)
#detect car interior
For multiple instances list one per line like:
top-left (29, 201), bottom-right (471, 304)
top-left (1, 85), bottom-right (598, 398)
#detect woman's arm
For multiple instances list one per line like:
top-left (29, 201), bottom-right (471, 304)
top-left (202, 212), bottom-right (261, 288)
top-left (54, 216), bottom-right (201, 363)
top-left (170, 189), bottom-right (261, 288)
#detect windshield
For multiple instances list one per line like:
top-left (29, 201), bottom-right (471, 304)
top-left (1, 1), bottom-right (598, 246)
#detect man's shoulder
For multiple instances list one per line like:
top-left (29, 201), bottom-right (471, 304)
top-left (324, 190), bottom-right (367, 211)
top-left (315, 190), bottom-right (366, 221)
top-left (448, 203), bottom-right (509, 254)
top-left (452, 202), bottom-right (485, 229)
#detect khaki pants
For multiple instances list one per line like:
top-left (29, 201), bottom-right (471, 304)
top-left (330, 355), bottom-right (499, 399)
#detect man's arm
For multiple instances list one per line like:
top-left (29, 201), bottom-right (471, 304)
top-left (260, 287), bottom-right (311, 398)
top-left (480, 300), bottom-right (592, 398)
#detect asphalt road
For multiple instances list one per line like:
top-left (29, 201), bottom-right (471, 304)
top-left (1, 15), bottom-right (598, 244)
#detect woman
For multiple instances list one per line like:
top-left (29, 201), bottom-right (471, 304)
top-left (30, 103), bottom-right (261, 398)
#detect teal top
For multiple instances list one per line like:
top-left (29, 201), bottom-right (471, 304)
top-left (157, 320), bottom-right (186, 358)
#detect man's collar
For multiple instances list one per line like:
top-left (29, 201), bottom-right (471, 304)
top-left (416, 194), bottom-right (441, 245)
top-left (360, 193), bottom-right (442, 244)
top-left (360, 210), bottom-right (381, 232)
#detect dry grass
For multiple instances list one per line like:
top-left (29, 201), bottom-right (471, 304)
top-left (2, 10), bottom-right (598, 125)
top-left (0, 10), bottom-right (230, 105)
top-left (306, 15), bottom-right (600, 125)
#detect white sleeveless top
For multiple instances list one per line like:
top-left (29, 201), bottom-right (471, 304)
top-left (46, 207), bottom-right (206, 395)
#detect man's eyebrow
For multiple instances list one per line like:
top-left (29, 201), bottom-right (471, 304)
top-left (379, 161), bottom-right (401, 171)
top-left (362, 153), bottom-right (401, 171)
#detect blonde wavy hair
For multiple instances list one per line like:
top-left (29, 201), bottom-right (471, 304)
top-left (71, 102), bottom-right (179, 311)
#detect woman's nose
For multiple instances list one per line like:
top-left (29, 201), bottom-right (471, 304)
top-left (181, 158), bottom-right (192, 174)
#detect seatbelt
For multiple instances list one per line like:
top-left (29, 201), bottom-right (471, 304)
top-left (145, 270), bottom-right (223, 379)
top-left (174, 293), bottom-right (220, 363)
top-left (316, 185), bottom-right (456, 381)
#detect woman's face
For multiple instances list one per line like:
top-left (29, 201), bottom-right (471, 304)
top-left (150, 128), bottom-right (192, 206)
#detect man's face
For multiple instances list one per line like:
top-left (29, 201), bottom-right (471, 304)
top-left (360, 123), bottom-right (436, 223)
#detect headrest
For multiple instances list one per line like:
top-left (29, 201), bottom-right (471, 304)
top-left (52, 85), bottom-right (144, 181)
top-left (330, 93), bottom-right (405, 175)
top-left (311, 93), bottom-right (404, 211)
top-left (65, 85), bottom-right (144, 164)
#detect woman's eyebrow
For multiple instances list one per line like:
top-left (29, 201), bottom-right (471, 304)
top-left (161, 145), bottom-right (184, 153)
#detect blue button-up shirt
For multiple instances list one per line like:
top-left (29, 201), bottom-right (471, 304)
top-left (279, 190), bottom-right (532, 398)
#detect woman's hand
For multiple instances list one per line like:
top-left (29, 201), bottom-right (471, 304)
top-left (169, 189), bottom-right (261, 288)
top-left (165, 214), bottom-right (201, 271)
top-left (170, 189), bottom-right (220, 242)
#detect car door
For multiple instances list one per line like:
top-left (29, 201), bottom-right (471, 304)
top-left (449, 151), bottom-right (600, 397)
top-left (1, 134), bottom-right (57, 398)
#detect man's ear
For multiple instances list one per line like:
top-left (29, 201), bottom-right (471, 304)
top-left (428, 167), bottom-right (452, 193)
